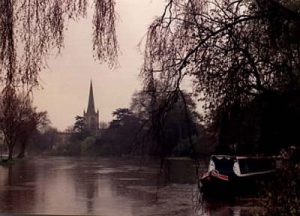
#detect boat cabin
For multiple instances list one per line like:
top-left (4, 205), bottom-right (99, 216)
top-left (201, 155), bottom-right (278, 197)
top-left (207, 155), bottom-right (276, 178)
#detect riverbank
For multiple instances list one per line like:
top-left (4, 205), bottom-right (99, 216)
top-left (0, 157), bottom-right (25, 166)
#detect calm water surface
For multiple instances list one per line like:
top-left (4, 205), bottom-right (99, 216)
top-left (0, 157), bottom-right (259, 215)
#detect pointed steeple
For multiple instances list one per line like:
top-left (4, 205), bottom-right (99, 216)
top-left (87, 80), bottom-right (96, 114)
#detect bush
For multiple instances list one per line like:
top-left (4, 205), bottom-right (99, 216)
top-left (80, 136), bottom-right (96, 155)
top-left (262, 162), bottom-right (300, 215)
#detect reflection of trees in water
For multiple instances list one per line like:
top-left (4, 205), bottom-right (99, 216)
top-left (86, 181), bottom-right (97, 214)
top-left (71, 160), bottom-right (101, 214)
top-left (70, 158), bottom-right (163, 214)
top-left (109, 161), bottom-right (162, 202)
top-left (0, 157), bottom-right (258, 215)
top-left (0, 161), bottom-right (37, 212)
top-left (196, 191), bottom-right (262, 216)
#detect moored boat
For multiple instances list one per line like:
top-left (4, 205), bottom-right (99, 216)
top-left (200, 155), bottom-right (278, 198)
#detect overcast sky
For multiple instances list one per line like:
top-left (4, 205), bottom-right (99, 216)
top-left (34, 1), bottom-right (165, 131)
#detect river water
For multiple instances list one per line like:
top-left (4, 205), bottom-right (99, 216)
top-left (0, 157), bottom-right (260, 215)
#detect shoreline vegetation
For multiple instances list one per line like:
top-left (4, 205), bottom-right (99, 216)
top-left (0, 157), bottom-right (25, 166)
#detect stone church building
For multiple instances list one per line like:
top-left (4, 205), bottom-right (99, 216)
top-left (83, 81), bottom-right (99, 132)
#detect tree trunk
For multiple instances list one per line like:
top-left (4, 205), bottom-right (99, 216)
top-left (8, 146), bottom-right (13, 160)
top-left (17, 151), bottom-right (25, 158)
top-left (17, 141), bottom-right (26, 158)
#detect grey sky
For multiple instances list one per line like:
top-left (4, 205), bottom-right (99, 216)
top-left (34, 1), bottom-right (164, 131)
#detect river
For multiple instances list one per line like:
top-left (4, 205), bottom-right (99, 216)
top-left (0, 157), bottom-right (260, 215)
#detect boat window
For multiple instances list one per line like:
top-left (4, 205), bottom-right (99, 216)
top-left (211, 156), bottom-right (235, 174)
top-left (238, 159), bottom-right (274, 174)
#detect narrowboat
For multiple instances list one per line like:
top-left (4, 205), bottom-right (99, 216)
top-left (200, 155), bottom-right (278, 198)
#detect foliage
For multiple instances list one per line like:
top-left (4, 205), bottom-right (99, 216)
top-left (213, 91), bottom-right (300, 155)
top-left (0, 0), bottom-right (118, 158)
top-left (130, 90), bottom-right (206, 156)
top-left (100, 108), bottom-right (141, 155)
top-left (73, 116), bottom-right (86, 132)
top-left (71, 115), bottom-right (91, 141)
top-left (0, 90), bottom-right (48, 159)
top-left (28, 127), bottom-right (59, 153)
top-left (57, 91), bottom-right (206, 157)
top-left (131, 87), bottom-right (205, 157)
top-left (110, 108), bottom-right (137, 128)
top-left (80, 136), bottom-right (97, 155)
top-left (142, 0), bottom-right (300, 154)
top-left (143, 0), bottom-right (300, 115)
top-left (53, 140), bottom-right (81, 156)
top-left (262, 161), bottom-right (300, 215)
top-left (16, 108), bottom-right (48, 158)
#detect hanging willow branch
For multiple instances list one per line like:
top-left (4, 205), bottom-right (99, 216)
top-left (93, 0), bottom-right (118, 67)
top-left (142, 0), bottom-right (300, 124)
top-left (0, 0), bottom-right (118, 89)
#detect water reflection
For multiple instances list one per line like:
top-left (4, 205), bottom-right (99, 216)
top-left (0, 157), bottom-right (258, 215)
top-left (0, 162), bottom-right (37, 213)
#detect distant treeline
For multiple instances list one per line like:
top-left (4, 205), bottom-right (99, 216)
top-left (27, 90), bottom-right (214, 157)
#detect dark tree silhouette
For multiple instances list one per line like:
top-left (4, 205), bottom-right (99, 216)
top-left (72, 115), bottom-right (90, 141)
top-left (0, 87), bottom-right (20, 160)
top-left (0, 89), bottom-right (48, 159)
top-left (141, 0), bottom-right (300, 153)
top-left (17, 109), bottom-right (49, 158)
top-left (130, 90), bottom-right (202, 156)
top-left (73, 116), bottom-right (87, 133)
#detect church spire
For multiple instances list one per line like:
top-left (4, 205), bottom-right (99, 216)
top-left (87, 80), bottom-right (96, 114)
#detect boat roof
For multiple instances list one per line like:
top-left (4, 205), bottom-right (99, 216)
top-left (210, 155), bottom-right (280, 160)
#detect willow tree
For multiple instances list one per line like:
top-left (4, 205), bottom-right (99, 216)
top-left (0, 0), bottom-right (117, 88)
top-left (142, 0), bottom-right (300, 153)
top-left (0, 0), bottom-right (117, 159)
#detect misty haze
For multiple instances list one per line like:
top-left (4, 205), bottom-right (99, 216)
top-left (0, 0), bottom-right (299, 216)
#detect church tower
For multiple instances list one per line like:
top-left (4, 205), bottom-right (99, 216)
top-left (83, 81), bottom-right (99, 131)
